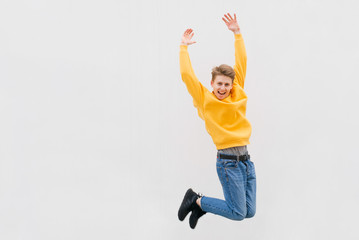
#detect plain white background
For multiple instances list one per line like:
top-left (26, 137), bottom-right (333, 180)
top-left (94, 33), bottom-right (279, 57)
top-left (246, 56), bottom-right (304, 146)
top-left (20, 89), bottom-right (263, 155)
top-left (1, 0), bottom-right (359, 239)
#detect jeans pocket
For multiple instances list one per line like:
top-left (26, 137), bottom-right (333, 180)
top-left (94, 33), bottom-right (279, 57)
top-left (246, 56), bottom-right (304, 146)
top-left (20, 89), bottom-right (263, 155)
top-left (222, 159), bottom-right (238, 169)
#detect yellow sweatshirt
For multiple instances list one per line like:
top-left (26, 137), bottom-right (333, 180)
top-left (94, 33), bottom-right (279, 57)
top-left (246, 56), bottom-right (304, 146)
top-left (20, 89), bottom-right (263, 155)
top-left (179, 33), bottom-right (252, 150)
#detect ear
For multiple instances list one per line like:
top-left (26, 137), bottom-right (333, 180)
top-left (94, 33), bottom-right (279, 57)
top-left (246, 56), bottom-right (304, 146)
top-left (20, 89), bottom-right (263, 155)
top-left (210, 80), bottom-right (214, 87)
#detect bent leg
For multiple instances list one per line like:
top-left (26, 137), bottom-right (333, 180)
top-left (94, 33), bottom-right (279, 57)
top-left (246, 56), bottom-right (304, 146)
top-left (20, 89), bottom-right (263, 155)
top-left (200, 158), bottom-right (247, 220)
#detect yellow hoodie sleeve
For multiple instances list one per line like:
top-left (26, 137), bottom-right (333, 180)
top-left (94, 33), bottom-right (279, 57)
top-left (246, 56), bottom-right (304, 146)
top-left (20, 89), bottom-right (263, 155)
top-left (179, 45), bottom-right (205, 110)
top-left (233, 34), bottom-right (247, 88)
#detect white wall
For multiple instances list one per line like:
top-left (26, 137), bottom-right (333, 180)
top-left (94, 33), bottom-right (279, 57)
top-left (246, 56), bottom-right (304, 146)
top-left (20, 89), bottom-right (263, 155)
top-left (1, 0), bottom-right (359, 239)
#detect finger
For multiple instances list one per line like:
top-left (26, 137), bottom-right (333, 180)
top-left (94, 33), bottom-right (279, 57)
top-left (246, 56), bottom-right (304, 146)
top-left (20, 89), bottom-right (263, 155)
top-left (227, 13), bottom-right (234, 21)
top-left (234, 13), bottom-right (237, 20)
top-left (222, 17), bottom-right (229, 24)
top-left (224, 14), bottom-right (231, 22)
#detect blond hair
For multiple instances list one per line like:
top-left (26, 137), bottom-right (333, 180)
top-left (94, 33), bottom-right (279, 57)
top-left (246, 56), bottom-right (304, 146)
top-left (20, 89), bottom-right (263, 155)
top-left (211, 64), bottom-right (235, 82)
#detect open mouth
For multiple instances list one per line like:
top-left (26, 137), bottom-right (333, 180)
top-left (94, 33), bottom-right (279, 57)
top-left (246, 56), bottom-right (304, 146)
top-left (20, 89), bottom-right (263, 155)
top-left (218, 91), bottom-right (226, 96)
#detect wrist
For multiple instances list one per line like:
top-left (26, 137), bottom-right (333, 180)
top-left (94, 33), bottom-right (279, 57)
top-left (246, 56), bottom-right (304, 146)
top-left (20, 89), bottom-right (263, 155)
top-left (233, 27), bottom-right (241, 34)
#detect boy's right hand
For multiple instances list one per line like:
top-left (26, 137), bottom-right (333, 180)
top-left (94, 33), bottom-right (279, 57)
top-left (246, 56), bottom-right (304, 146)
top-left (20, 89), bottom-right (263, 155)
top-left (181, 29), bottom-right (197, 46)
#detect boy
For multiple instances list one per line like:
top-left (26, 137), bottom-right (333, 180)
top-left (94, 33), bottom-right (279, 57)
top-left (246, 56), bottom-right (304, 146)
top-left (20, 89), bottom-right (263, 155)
top-left (177, 13), bottom-right (256, 229)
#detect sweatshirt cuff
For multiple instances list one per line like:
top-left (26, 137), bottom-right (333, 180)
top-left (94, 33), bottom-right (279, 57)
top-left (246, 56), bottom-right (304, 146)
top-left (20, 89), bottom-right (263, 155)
top-left (234, 33), bottom-right (243, 40)
top-left (180, 44), bottom-right (188, 50)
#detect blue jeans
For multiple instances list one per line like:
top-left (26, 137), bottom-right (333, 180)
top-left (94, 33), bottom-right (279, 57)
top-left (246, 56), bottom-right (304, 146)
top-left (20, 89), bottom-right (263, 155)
top-left (200, 154), bottom-right (256, 220)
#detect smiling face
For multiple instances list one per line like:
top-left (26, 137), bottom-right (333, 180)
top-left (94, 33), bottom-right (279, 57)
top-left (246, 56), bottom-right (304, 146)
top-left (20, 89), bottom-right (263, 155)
top-left (211, 75), bottom-right (233, 100)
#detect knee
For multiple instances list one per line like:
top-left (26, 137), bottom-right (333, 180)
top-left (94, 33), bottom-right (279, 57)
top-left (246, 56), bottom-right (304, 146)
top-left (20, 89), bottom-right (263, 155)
top-left (246, 208), bottom-right (256, 218)
top-left (231, 210), bottom-right (246, 221)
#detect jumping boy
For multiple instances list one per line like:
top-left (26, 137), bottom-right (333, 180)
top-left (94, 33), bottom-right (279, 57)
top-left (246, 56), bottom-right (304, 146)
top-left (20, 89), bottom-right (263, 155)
top-left (177, 13), bottom-right (256, 229)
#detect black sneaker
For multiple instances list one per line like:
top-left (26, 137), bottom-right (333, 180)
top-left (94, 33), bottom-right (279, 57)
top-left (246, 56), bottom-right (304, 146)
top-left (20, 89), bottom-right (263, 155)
top-left (189, 204), bottom-right (206, 229)
top-left (178, 188), bottom-right (199, 221)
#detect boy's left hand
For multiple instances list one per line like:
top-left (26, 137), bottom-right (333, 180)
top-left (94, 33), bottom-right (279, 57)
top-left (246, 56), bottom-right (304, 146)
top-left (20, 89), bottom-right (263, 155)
top-left (222, 13), bottom-right (241, 34)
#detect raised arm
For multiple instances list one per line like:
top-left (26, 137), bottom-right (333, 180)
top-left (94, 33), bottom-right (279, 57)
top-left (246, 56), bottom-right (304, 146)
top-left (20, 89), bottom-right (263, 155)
top-left (222, 13), bottom-right (247, 88)
top-left (179, 29), bottom-right (205, 109)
